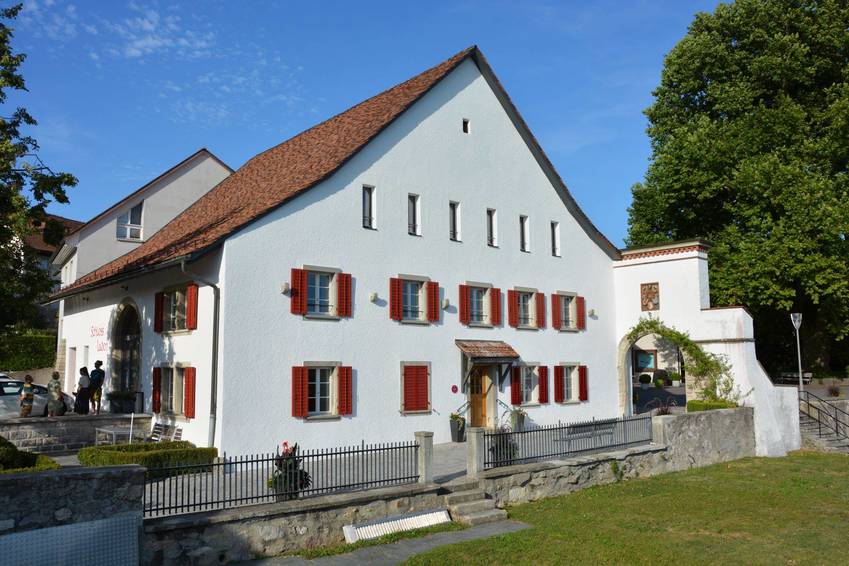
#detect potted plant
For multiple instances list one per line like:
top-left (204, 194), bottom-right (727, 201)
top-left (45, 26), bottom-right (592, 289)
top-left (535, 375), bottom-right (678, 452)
top-left (638, 374), bottom-right (652, 390)
top-left (449, 413), bottom-right (466, 442)
top-left (654, 377), bottom-right (665, 389)
top-left (510, 407), bottom-right (527, 432)
top-left (106, 390), bottom-right (136, 414)
top-left (268, 442), bottom-right (312, 501)
top-left (669, 372), bottom-right (682, 387)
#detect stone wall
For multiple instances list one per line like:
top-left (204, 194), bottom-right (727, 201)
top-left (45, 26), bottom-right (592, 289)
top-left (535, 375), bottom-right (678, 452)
top-left (477, 407), bottom-right (755, 507)
top-left (0, 465), bottom-right (144, 533)
top-left (0, 413), bottom-right (152, 453)
top-left (142, 482), bottom-right (444, 565)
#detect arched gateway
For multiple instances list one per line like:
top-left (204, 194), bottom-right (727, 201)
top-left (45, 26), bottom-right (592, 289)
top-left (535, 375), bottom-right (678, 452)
top-left (110, 300), bottom-right (141, 394)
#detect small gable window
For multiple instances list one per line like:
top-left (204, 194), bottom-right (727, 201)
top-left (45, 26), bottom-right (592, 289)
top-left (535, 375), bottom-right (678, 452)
top-left (117, 202), bottom-right (143, 241)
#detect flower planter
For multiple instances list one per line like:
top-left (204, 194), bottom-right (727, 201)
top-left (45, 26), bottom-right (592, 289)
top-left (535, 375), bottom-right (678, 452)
top-left (450, 418), bottom-right (466, 442)
top-left (671, 380), bottom-right (681, 387)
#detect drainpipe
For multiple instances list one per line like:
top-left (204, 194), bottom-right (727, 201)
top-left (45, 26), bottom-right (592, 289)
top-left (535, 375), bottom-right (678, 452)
top-left (181, 259), bottom-right (220, 449)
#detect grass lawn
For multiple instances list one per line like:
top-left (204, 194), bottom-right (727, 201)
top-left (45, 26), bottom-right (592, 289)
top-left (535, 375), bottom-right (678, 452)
top-left (406, 451), bottom-right (849, 565)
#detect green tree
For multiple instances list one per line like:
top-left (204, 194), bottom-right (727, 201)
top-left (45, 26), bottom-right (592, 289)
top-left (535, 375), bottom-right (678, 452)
top-left (0, 4), bottom-right (76, 329)
top-left (627, 0), bottom-right (849, 370)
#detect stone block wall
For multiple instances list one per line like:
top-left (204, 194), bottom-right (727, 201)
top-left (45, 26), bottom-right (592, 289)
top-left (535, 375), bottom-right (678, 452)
top-left (142, 482), bottom-right (443, 565)
top-left (0, 414), bottom-right (152, 453)
top-left (0, 465), bottom-right (144, 534)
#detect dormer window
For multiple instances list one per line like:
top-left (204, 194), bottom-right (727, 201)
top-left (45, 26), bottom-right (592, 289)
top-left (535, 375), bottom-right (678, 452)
top-left (117, 202), bottom-right (143, 241)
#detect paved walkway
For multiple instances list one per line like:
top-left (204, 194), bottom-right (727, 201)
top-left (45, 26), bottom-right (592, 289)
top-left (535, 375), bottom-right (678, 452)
top-left (240, 520), bottom-right (528, 566)
top-left (432, 441), bottom-right (466, 483)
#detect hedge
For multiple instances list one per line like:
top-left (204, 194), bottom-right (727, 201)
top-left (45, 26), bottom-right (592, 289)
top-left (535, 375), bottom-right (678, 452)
top-left (687, 399), bottom-right (738, 412)
top-left (0, 332), bottom-right (56, 371)
top-left (0, 438), bottom-right (60, 474)
top-left (78, 441), bottom-right (217, 477)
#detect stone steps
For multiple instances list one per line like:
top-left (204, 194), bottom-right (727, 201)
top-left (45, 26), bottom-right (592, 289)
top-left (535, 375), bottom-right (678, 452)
top-left (799, 415), bottom-right (849, 455)
top-left (443, 487), bottom-right (508, 526)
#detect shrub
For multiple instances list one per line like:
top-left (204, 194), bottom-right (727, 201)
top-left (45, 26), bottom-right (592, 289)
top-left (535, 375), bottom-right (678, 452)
top-left (0, 331), bottom-right (56, 371)
top-left (686, 399), bottom-right (738, 412)
top-left (654, 378), bottom-right (665, 389)
top-left (0, 439), bottom-right (59, 474)
top-left (669, 372), bottom-right (682, 382)
top-left (639, 374), bottom-right (652, 384)
top-left (78, 441), bottom-right (217, 477)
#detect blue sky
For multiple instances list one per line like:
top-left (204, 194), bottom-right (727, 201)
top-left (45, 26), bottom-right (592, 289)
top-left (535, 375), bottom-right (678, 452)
top-left (15, 0), bottom-right (720, 246)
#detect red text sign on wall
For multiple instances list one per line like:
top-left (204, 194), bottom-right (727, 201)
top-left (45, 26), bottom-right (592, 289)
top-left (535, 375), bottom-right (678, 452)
top-left (90, 326), bottom-right (108, 352)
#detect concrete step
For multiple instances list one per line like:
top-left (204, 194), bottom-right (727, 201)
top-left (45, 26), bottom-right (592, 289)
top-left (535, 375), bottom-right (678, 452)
top-left (445, 489), bottom-right (486, 506)
top-left (457, 508), bottom-right (509, 527)
top-left (449, 499), bottom-right (496, 517)
top-left (441, 478), bottom-right (480, 493)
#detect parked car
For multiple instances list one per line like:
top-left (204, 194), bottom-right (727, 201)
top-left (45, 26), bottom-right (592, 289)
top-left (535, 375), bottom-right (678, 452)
top-left (0, 380), bottom-right (74, 418)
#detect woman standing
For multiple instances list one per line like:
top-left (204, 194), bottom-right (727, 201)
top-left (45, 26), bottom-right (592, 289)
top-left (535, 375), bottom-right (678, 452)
top-left (47, 371), bottom-right (65, 417)
top-left (74, 367), bottom-right (91, 415)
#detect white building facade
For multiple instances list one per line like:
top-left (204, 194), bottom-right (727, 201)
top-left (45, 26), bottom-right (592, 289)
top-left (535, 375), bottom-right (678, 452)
top-left (52, 48), bottom-right (799, 457)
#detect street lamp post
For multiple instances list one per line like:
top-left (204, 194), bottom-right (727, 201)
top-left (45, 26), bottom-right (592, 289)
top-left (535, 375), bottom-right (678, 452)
top-left (790, 313), bottom-right (803, 391)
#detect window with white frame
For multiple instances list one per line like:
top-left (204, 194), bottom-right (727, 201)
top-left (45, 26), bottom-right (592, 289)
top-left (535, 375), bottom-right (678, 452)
top-left (307, 271), bottom-right (333, 315)
top-left (449, 201), bottom-right (461, 241)
top-left (551, 221), bottom-right (561, 257)
top-left (487, 208), bottom-right (497, 247)
top-left (522, 366), bottom-right (538, 404)
top-left (308, 367), bottom-right (334, 415)
top-left (469, 286), bottom-right (487, 323)
top-left (362, 186), bottom-right (376, 229)
top-left (562, 364), bottom-right (576, 401)
top-left (402, 280), bottom-right (423, 320)
top-left (161, 366), bottom-right (185, 415)
top-left (408, 194), bottom-right (421, 235)
top-left (518, 291), bottom-right (534, 326)
top-left (117, 202), bottom-right (143, 241)
top-left (519, 215), bottom-right (530, 252)
top-left (163, 287), bottom-right (188, 332)
top-left (559, 294), bottom-right (575, 329)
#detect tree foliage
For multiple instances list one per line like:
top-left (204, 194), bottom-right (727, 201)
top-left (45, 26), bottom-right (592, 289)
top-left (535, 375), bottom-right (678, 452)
top-left (627, 0), bottom-right (849, 368)
top-left (0, 4), bottom-right (76, 328)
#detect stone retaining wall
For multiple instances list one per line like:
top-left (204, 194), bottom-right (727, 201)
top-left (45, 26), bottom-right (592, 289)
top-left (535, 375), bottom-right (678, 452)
top-left (478, 407), bottom-right (755, 507)
top-left (0, 414), bottom-right (152, 453)
top-left (0, 465), bottom-right (144, 533)
top-left (142, 482), bottom-right (444, 565)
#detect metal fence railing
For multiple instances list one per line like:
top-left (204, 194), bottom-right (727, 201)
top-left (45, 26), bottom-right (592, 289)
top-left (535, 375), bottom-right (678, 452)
top-left (483, 415), bottom-right (653, 469)
top-left (143, 440), bottom-right (419, 517)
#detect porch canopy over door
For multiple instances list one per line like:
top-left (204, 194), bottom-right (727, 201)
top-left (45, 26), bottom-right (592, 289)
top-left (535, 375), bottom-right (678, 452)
top-left (455, 339), bottom-right (520, 390)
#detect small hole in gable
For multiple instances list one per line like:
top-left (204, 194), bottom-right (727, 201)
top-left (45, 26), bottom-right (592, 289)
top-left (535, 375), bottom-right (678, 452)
top-left (462, 118), bottom-right (470, 134)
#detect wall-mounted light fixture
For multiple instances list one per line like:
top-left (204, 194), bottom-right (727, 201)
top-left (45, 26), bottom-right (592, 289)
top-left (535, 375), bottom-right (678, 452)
top-left (442, 298), bottom-right (450, 310)
top-left (280, 282), bottom-right (290, 295)
top-left (588, 308), bottom-right (596, 317)
top-left (369, 292), bottom-right (378, 303)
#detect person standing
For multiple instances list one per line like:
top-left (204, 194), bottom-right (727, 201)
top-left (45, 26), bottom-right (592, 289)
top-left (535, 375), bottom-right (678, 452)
top-left (19, 375), bottom-right (34, 417)
top-left (89, 360), bottom-right (105, 415)
top-left (74, 367), bottom-right (91, 415)
top-left (47, 371), bottom-right (65, 417)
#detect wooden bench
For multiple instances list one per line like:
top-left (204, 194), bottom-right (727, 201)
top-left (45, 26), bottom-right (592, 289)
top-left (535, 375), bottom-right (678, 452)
top-left (556, 419), bottom-right (617, 452)
top-left (149, 423), bottom-right (183, 442)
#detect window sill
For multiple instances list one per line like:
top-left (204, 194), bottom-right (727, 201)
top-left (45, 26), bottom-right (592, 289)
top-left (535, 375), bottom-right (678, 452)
top-left (408, 232), bottom-right (422, 237)
top-left (161, 329), bottom-right (192, 337)
top-left (520, 249), bottom-right (531, 254)
top-left (400, 318), bottom-right (430, 326)
top-left (521, 402), bottom-right (540, 408)
top-left (305, 414), bottom-right (341, 421)
top-left (468, 322), bottom-right (493, 329)
top-left (304, 313), bottom-right (341, 321)
top-left (558, 400), bottom-right (581, 405)
top-left (400, 409), bottom-right (432, 415)
top-left (516, 325), bottom-right (539, 331)
top-left (362, 226), bottom-right (378, 231)
top-left (558, 327), bottom-right (580, 333)
top-left (117, 237), bottom-right (144, 244)
top-left (487, 244), bottom-right (499, 249)
top-left (450, 238), bottom-right (462, 243)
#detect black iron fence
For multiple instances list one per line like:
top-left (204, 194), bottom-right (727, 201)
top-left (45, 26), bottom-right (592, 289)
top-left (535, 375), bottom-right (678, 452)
top-left (484, 415), bottom-right (653, 469)
top-left (799, 390), bottom-right (849, 440)
top-left (143, 440), bottom-right (419, 517)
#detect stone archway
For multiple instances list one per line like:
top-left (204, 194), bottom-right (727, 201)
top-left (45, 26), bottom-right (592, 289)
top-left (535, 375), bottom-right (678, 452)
top-left (110, 299), bottom-right (141, 394)
top-left (617, 332), bottom-right (684, 415)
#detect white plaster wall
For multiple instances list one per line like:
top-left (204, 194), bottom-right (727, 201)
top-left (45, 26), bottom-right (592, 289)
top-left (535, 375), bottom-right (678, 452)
top-left (218, 59), bottom-right (620, 454)
top-left (614, 253), bottom-right (800, 456)
top-left (69, 153), bottom-right (230, 280)
top-left (59, 252), bottom-right (223, 448)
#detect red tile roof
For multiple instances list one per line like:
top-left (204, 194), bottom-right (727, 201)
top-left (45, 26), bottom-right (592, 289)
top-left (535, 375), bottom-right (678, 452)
top-left (53, 45), bottom-right (619, 300)
top-left (25, 214), bottom-right (83, 255)
top-left (455, 340), bottom-right (520, 360)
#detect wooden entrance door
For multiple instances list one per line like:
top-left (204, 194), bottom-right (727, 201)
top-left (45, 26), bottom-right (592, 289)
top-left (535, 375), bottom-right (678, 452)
top-left (470, 366), bottom-right (489, 428)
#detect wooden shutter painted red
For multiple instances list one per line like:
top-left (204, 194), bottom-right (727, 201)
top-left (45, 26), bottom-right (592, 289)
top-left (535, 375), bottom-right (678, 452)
top-left (538, 366), bottom-right (549, 403)
top-left (554, 366), bottom-right (565, 403)
top-left (389, 278), bottom-right (403, 321)
top-left (292, 366), bottom-right (308, 417)
top-left (337, 273), bottom-right (352, 317)
top-left (337, 366), bottom-right (352, 415)
top-left (186, 283), bottom-right (199, 330)
top-left (183, 367), bottom-right (196, 418)
top-left (458, 284), bottom-right (470, 325)
top-left (511, 366), bottom-right (521, 405)
top-left (152, 367), bottom-right (161, 413)
top-left (154, 292), bottom-right (164, 333)
top-left (578, 365), bottom-right (588, 401)
top-left (507, 290), bottom-right (519, 328)
top-left (551, 294), bottom-right (562, 330)
top-left (490, 288), bottom-right (501, 326)
top-left (403, 365), bottom-right (428, 412)
top-left (291, 268), bottom-right (308, 315)
top-left (426, 281), bottom-right (440, 322)
top-left (535, 292), bottom-right (546, 329)
top-left (576, 296), bottom-right (587, 330)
